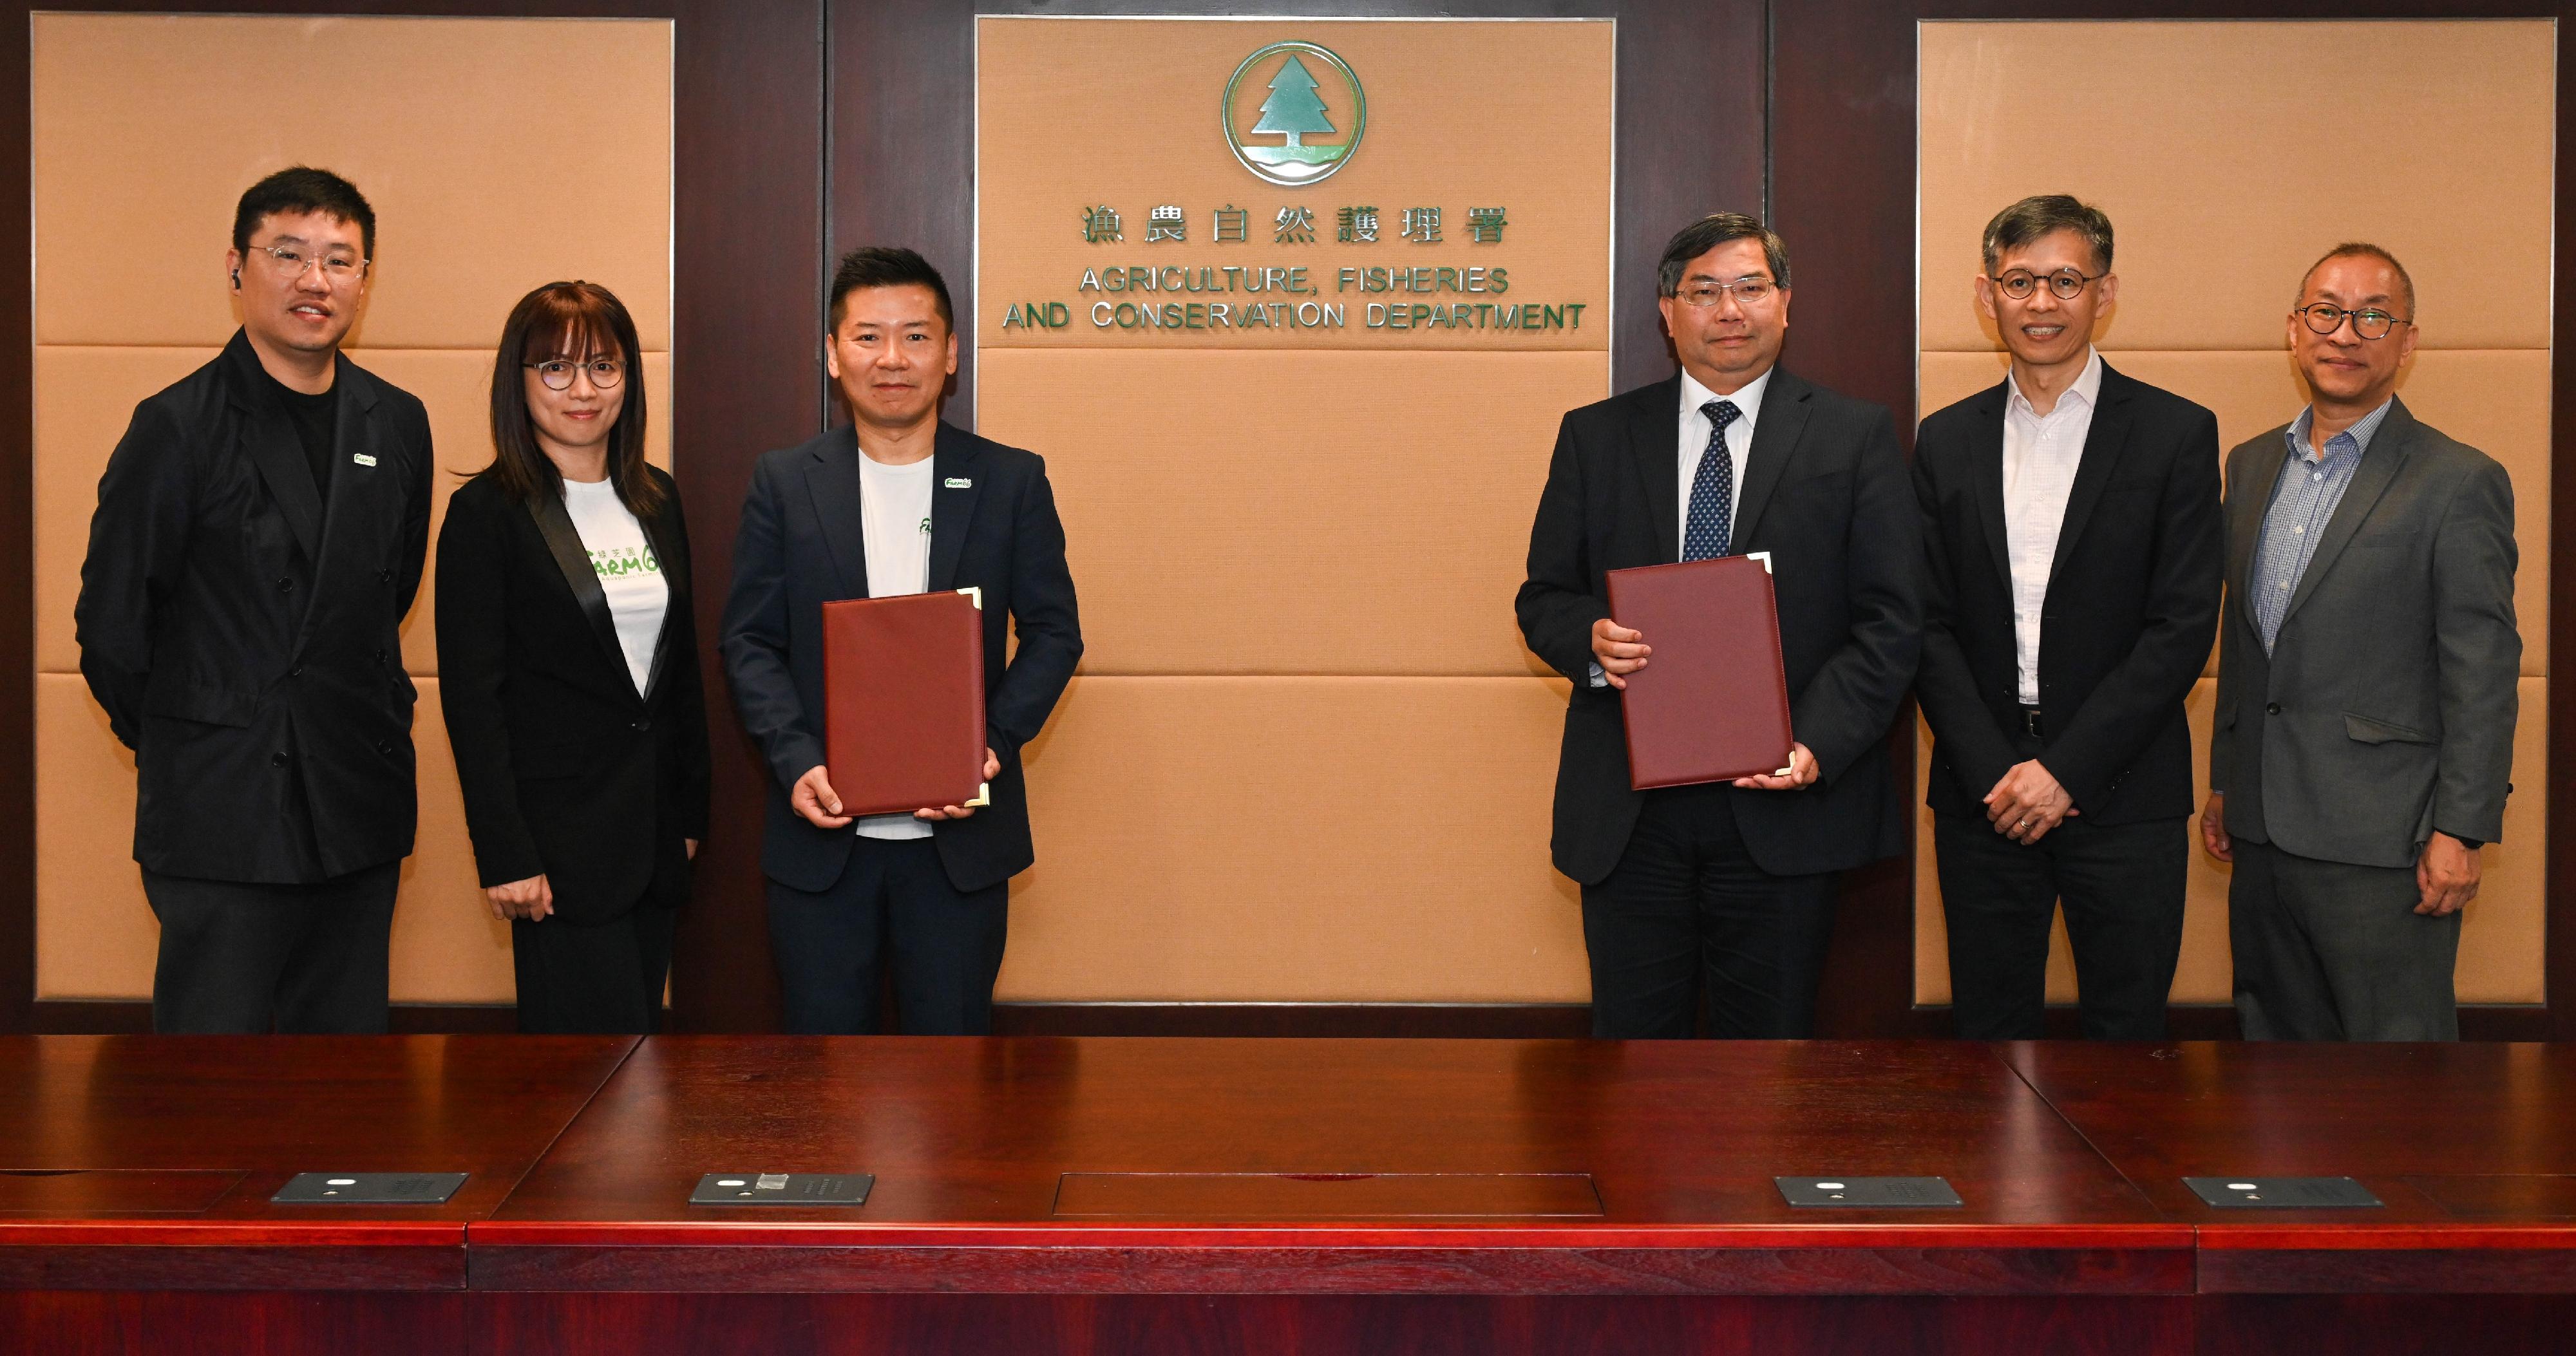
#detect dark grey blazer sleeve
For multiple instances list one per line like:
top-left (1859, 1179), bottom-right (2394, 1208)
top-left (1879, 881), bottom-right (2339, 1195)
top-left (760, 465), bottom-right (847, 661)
top-left (2430, 455), bottom-right (2519, 843)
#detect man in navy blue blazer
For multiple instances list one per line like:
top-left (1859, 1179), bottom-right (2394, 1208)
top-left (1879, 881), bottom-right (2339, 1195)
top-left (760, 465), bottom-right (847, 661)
top-left (721, 247), bottom-right (1082, 1033)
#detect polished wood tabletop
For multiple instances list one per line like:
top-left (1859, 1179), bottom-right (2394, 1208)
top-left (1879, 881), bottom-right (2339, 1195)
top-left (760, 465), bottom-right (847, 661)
top-left (0, 1034), bottom-right (634, 1289)
top-left (475, 1037), bottom-right (2187, 1295)
top-left (2005, 1041), bottom-right (2576, 1294)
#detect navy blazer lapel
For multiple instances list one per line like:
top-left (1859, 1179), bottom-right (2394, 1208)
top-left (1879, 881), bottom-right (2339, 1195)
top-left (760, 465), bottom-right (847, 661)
top-left (525, 482), bottom-right (632, 690)
top-left (220, 334), bottom-right (323, 563)
top-left (802, 426), bottom-right (869, 599)
top-left (927, 422), bottom-right (984, 592)
top-left (2282, 397), bottom-right (2415, 627)
top-left (2044, 364), bottom-right (2136, 585)
top-left (1626, 377), bottom-right (1681, 564)
top-left (1968, 381), bottom-right (2013, 590)
top-left (1730, 366), bottom-right (1809, 545)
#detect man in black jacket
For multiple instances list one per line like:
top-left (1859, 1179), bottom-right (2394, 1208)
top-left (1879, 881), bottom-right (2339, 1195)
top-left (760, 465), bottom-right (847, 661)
top-left (75, 167), bottom-right (432, 1033)
top-left (722, 247), bottom-right (1082, 1034)
top-left (1914, 195), bottom-right (2221, 1039)
top-left (1516, 212), bottom-right (1921, 1039)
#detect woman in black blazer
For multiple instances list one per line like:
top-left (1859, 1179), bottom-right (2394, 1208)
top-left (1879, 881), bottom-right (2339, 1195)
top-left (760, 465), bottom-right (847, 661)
top-left (436, 281), bottom-right (710, 1033)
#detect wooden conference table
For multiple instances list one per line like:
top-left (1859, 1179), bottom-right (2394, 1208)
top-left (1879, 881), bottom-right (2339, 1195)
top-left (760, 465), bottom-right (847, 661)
top-left (0, 1035), bottom-right (2569, 1353)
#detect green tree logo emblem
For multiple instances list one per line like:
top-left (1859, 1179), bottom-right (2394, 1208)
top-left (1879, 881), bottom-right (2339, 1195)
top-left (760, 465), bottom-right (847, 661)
top-left (1224, 41), bottom-right (1365, 187)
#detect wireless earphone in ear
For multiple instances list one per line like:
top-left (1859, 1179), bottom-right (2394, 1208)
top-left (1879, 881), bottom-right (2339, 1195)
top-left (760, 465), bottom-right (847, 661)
top-left (231, 269), bottom-right (240, 288)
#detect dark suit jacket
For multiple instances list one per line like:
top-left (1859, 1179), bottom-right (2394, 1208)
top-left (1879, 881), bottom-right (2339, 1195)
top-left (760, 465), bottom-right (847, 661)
top-left (2213, 398), bottom-right (2518, 867)
top-left (433, 466), bottom-right (712, 923)
top-left (1515, 366), bottom-right (1923, 883)
top-left (75, 330), bottom-right (432, 883)
top-left (720, 421), bottom-right (1083, 894)
top-left (1913, 361), bottom-right (2222, 825)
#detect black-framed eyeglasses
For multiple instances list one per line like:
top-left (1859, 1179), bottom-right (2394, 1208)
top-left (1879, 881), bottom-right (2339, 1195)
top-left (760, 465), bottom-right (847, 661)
top-left (1672, 276), bottom-right (1778, 308)
top-left (2294, 303), bottom-right (2410, 341)
top-left (526, 357), bottom-right (626, 391)
top-left (1990, 268), bottom-right (2101, 301)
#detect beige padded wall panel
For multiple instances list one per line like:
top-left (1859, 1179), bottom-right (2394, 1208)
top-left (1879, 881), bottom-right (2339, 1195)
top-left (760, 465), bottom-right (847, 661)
top-left (978, 349), bottom-right (1604, 676)
top-left (1915, 676), bottom-right (2547, 1006)
top-left (37, 675), bottom-right (515, 1003)
top-left (1918, 349), bottom-right (2552, 674)
top-left (33, 349), bottom-right (674, 675)
top-left (997, 675), bottom-right (1585, 1002)
top-left (32, 14), bottom-right (674, 351)
top-left (1918, 21), bottom-right (2552, 353)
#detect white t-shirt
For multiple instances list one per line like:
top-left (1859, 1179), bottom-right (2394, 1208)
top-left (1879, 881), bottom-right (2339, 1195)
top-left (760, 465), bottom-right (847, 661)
top-left (560, 476), bottom-right (668, 696)
top-left (855, 450), bottom-right (938, 840)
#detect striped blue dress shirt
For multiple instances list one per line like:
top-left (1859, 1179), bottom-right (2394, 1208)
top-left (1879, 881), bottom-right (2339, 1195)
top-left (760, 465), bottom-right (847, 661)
top-left (2250, 399), bottom-right (2393, 653)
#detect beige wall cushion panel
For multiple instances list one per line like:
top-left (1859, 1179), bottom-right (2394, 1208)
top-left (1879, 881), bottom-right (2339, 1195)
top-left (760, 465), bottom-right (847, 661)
top-left (998, 675), bottom-right (1586, 1003)
top-left (1914, 675), bottom-right (2544, 1007)
top-left (978, 348), bottom-right (1604, 676)
top-left (32, 14), bottom-right (673, 351)
top-left (1918, 348), bottom-right (2550, 677)
top-left (37, 675), bottom-right (515, 1004)
top-left (978, 17), bottom-right (1611, 353)
top-left (34, 349), bottom-right (673, 677)
top-left (1920, 20), bottom-right (2552, 353)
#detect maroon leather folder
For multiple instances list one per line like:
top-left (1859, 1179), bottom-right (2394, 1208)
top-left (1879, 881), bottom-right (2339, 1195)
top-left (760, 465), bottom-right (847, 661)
top-left (821, 590), bottom-right (989, 816)
top-left (1604, 555), bottom-right (1794, 789)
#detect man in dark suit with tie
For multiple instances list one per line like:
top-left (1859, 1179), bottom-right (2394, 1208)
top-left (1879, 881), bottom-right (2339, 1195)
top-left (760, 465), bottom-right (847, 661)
top-left (75, 167), bottom-right (432, 1033)
top-left (2203, 243), bottom-right (2517, 1041)
top-left (1913, 195), bottom-right (2222, 1040)
top-left (1517, 212), bottom-right (1921, 1039)
top-left (722, 247), bottom-right (1083, 1034)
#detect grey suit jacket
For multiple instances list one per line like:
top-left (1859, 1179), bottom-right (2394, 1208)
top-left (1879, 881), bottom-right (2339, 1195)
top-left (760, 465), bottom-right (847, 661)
top-left (2211, 396), bottom-right (2518, 869)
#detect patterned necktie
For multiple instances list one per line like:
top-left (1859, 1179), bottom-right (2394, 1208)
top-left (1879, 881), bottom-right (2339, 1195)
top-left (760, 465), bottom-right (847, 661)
top-left (1683, 399), bottom-right (1743, 561)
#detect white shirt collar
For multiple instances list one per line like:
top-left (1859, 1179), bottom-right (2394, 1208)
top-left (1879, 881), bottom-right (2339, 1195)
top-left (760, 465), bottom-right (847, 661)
top-left (2004, 348), bottom-right (2103, 420)
top-left (1680, 364), bottom-right (1773, 431)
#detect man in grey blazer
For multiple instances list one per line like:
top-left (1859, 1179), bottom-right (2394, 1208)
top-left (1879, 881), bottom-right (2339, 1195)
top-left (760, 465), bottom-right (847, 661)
top-left (2201, 243), bottom-right (2518, 1041)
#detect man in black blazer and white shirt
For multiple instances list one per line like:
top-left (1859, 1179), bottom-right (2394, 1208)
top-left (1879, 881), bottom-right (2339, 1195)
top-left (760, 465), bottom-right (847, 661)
top-left (1517, 213), bottom-right (1921, 1039)
top-left (722, 248), bottom-right (1082, 1035)
top-left (75, 169), bottom-right (431, 1033)
top-left (1914, 196), bottom-right (2222, 1040)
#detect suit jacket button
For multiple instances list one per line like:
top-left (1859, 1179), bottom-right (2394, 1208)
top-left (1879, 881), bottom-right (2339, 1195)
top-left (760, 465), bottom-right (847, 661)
top-left (631, 718), bottom-right (650, 732)
top-left (378, 569), bottom-right (393, 583)
top-left (288, 666), bottom-right (302, 679)
top-left (374, 739), bottom-right (394, 756)
top-left (275, 578), bottom-right (292, 593)
top-left (2265, 702), bottom-right (2282, 715)
top-left (270, 751), bottom-right (288, 768)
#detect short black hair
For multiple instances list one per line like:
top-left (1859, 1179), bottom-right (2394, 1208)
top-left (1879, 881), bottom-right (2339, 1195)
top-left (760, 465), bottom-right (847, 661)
top-left (1981, 194), bottom-right (2114, 276)
top-left (233, 166), bottom-right (375, 261)
top-left (1658, 212), bottom-right (1791, 295)
top-left (2299, 241), bottom-right (2416, 318)
top-left (828, 247), bottom-right (954, 332)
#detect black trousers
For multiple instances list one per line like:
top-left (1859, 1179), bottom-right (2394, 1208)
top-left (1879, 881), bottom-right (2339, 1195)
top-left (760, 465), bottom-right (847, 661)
top-left (767, 835), bottom-right (1009, 1035)
top-left (1934, 810), bottom-right (2188, 1041)
top-left (509, 839), bottom-right (688, 1035)
top-left (1581, 784), bottom-right (1840, 1039)
top-left (140, 862), bottom-right (399, 1034)
top-left (2230, 838), bottom-right (2458, 1041)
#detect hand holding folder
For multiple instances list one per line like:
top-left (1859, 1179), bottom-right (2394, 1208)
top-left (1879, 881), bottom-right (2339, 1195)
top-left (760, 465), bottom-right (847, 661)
top-left (1602, 554), bottom-right (1806, 791)
top-left (802, 589), bottom-right (995, 823)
